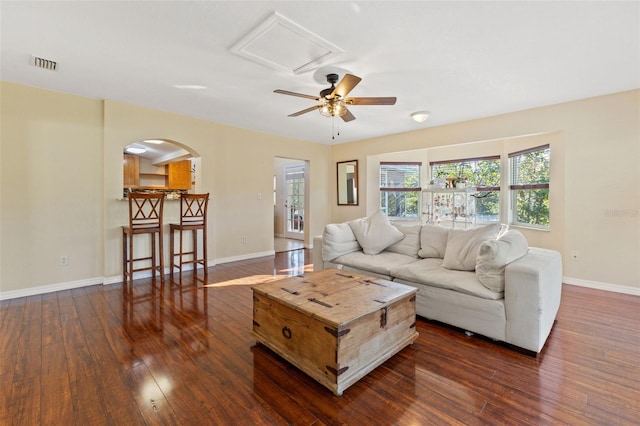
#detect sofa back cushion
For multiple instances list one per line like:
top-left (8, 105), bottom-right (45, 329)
top-left (418, 224), bottom-right (449, 258)
top-left (322, 223), bottom-right (361, 261)
top-left (442, 224), bottom-right (501, 271)
top-left (476, 230), bottom-right (529, 292)
top-left (348, 210), bottom-right (405, 255)
top-left (387, 223), bottom-right (421, 258)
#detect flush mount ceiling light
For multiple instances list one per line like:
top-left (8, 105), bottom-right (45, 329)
top-left (125, 146), bottom-right (146, 154)
top-left (410, 111), bottom-right (430, 123)
top-left (173, 85), bottom-right (207, 90)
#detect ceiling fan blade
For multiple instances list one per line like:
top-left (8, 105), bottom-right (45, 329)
top-left (341, 108), bottom-right (356, 122)
top-left (347, 97), bottom-right (397, 106)
top-left (288, 105), bottom-right (321, 117)
top-left (274, 89), bottom-right (319, 101)
top-left (331, 74), bottom-right (362, 99)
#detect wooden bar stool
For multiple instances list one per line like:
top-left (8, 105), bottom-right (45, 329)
top-left (169, 193), bottom-right (209, 279)
top-left (122, 192), bottom-right (165, 296)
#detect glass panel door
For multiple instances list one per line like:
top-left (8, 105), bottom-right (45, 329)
top-left (284, 166), bottom-right (304, 240)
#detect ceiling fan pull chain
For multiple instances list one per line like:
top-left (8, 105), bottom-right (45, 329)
top-left (332, 117), bottom-right (335, 140)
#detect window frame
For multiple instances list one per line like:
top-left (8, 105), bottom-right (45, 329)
top-left (508, 144), bottom-right (550, 229)
top-left (379, 161), bottom-right (422, 219)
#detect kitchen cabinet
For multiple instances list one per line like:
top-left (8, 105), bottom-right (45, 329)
top-left (167, 160), bottom-right (192, 190)
top-left (123, 154), bottom-right (140, 187)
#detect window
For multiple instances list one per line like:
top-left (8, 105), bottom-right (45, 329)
top-left (380, 162), bottom-right (421, 218)
top-left (430, 156), bottom-right (501, 222)
top-left (509, 145), bottom-right (550, 227)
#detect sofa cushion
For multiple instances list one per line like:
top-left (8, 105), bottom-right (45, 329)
top-left (333, 251), bottom-right (419, 277)
top-left (442, 224), bottom-right (501, 271)
top-left (348, 210), bottom-right (405, 255)
top-left (387, 223), bottom-right (421, 258)
top-left (321, 223), bottom-right (361, 261)
top-left (418, 224), bottom-right (449, 258)
top-left (476, 230), bottom-right (529, 292)
top-left (390, 258), bottom-right (503, 300)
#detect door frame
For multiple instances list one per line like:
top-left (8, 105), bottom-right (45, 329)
top-left (274, 158), bottom-right (309, 245)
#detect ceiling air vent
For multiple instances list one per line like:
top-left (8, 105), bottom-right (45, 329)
top-left (32, 55), bottom-right (57, 71)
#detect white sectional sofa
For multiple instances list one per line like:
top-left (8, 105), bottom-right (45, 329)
top-left (312, 211), bottom-right (563, 354)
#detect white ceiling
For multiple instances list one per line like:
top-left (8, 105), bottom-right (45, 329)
top-left (1, 1), bottom-right (638, 145)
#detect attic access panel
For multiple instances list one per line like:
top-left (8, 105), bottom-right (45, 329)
top-left (230, 11), bottom-right (344, 74)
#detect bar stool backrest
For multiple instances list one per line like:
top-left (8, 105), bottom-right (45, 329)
top-left (128, 193), bottom-right (165, 230)
top-left (180, 193), bottom-right (209, 226)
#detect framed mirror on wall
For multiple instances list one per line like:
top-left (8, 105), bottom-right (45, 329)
top-left (337, 160), bottom-right (358, 205)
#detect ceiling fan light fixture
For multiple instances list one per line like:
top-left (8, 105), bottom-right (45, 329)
top-left (320, 98), bottom-right (347, 118)
top-left (411, 111), bottom-right (430, 123)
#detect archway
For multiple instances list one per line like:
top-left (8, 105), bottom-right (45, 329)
top-left (123, 138), bottom-right (202, 195)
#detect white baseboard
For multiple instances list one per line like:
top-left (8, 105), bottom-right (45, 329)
top-left (563, 276), bottom-right (640, 296)
top-left (103, 261), bottom-right (215, 286)
top-left (0, 277), bottom-right (104, 301)
top-left (90, 252), bottom-right (273, 290)
top-left (215, 250), bottom-right (275, 265)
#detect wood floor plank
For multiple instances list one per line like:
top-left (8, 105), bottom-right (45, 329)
top-left (123, 363), bottom-right (181, 425)
top-left (11, 318), bottom-right (41, 385)
top-left (5, 376), bottom-right (41, 426)
top-left (0, 299), bottom-right (26, 378)
top-left (40, 293), bottom-right (62, 348)
top-left (1, 250), bottom-right (639, 425)
top-left (67, 376), bottom-right (111, 426)
top-left (82, 327), bottom-right (145, 423)
top-left (40, 342), bottom-right (73, 425)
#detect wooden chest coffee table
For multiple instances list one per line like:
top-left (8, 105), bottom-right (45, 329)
top-left (251, 269), bottom-right (418, 396)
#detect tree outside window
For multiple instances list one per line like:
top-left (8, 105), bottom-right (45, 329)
top-left (380, 162), bottom-right (421, 219)
top-left (509, 145), bottom-right (550, 227)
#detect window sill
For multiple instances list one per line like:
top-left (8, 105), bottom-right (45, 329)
top-left (509, 223), bottom-right (550, 232)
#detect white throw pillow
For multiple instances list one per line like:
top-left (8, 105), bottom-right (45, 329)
top-left (418, 224), bottom-right (449, 258)
top-left (321, 223), bottom-right (361, 261)
top-left (442, 224), bottom-right (501, 271)
top-left (348, 210), bottom-right (405, 255)
top-left (387, 223), bottom-right (421, 258)
top-left (476, 230), bottom-right (529, 292)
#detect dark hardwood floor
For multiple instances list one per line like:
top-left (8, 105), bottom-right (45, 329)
top-left (1, 249), bottom-right (639, 425)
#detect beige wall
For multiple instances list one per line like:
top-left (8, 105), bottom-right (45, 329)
top-left (1, 83), bottom-right (105, 293)
top-left (331, 90), bottom-right (640, 292)
top-left (1, 81), bottom-right (638, 296)
top-left (1, 82), bottom-right (331, 296)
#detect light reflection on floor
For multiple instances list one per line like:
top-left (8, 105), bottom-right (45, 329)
top-left (204, 248), bottom-right (311, 288)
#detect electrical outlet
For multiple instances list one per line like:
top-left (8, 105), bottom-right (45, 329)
top-left (571, 251), bottom-right (579, 261)
top-left (242, 236), bottom-right (248, 245)
top-left (60, 255), bottom-right (69, 266)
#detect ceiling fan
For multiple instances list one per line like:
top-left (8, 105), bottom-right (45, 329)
top-left (274, 73), bottom-right (397, 122)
